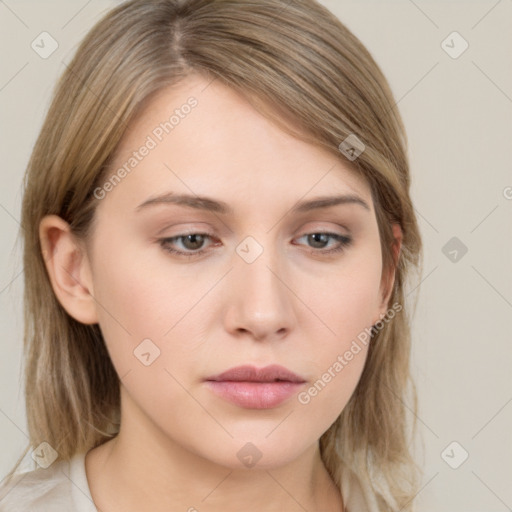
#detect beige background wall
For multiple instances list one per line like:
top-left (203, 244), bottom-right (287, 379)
top-left (1, 1), bottom-right (511, 510)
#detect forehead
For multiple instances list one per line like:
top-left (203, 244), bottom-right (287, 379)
top-left (103, 72), bottom-right (372, 211)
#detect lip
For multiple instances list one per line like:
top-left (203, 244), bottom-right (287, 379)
top-left (206, 364), bottom-right (306, 384)
top-left (204, 365), bottom-right (306, 409)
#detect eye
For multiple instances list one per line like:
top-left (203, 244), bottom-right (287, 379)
top-left (158, 231), bottom-right (352, 260)
top-left (294, 232), bottom-right (352, 254)
top-left (159, 233), bottom-right (216, 258)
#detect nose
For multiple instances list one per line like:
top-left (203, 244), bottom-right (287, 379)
top-left (223, 243), bottom-right (296, 342)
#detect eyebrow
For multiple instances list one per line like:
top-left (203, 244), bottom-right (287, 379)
top-left (135, 192), bottom-right (371, 214)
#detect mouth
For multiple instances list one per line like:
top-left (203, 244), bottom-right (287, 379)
top-left (204, 365), bottom-right (306, 409)
top-left (205, 364), bottom-right (306, 384)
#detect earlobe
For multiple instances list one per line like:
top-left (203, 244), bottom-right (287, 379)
top-left (39, 215), bottom-right (98, 324)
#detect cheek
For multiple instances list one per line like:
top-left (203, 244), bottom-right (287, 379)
top-left (89, 251), bottom-right (208, 438)
top-left (292, 249), bottom-right (382, 416)
top-left (296, 343), bottom-right (368, 432)
top-left (90, 223), bottom-right (199, 333)
top-left (300, 246), bottom-right (383, 354)
top-left (88, 233), bottom-right (227, 394)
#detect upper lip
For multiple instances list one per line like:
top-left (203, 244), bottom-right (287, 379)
top-left (205, 364), bottom-right (306, 383)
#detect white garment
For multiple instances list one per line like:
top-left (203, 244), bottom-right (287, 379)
top-left (0, 452), bottom-right (377, 511)
top-left (0, 453), bottom-right (96, 512)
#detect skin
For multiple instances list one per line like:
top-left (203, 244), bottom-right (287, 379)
top-left (40, 72), bottom-right (401, 512)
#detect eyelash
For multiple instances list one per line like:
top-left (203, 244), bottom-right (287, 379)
top-left (158, 231), bottom-right (353, 259)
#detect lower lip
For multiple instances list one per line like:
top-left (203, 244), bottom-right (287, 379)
top-left (205, 381), bottom-right (305, 409)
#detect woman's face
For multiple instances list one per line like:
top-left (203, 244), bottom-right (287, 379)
top-left (79, 72), bottom-right (395, 469)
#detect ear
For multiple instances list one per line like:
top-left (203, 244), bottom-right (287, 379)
top-left (39, 215), bottom-right (98, 324)
top-left (375, 223), bottom-right (402, 320)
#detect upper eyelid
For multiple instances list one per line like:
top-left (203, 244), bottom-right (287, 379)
top-left (152, 211), bottom-right (355, 241)
top-left (159, 221), bottom-right (350, 237)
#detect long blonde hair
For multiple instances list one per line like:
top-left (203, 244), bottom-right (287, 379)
top-left (11, 0), bottom-right (423, 509)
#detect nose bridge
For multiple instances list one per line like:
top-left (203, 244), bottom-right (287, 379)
top-left (236, 237), bottom-right (282, 300)
top-left (225, 234), bottom-right (295, 339)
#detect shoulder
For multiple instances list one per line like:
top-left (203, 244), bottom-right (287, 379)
top-left (0, 457), bottom-right (72, 512)
top-left (0, 453), bottom-right (94, 512)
